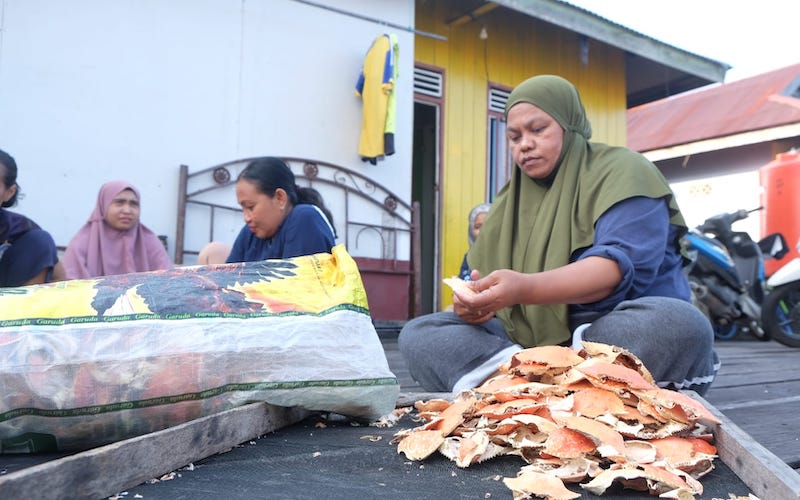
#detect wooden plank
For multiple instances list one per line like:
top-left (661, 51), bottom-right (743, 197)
top-left (713, 399), bottom-right (800, 466)
top-left (711, 342), bottom-right (797, 368)
top-left (707, 379), bottom-right (800, 401)
top-left (711, 369), bottom-right (800, 388)
top-left (691, 392), bottom-right (800, 500)
top-left (711, 391), bottom-right (800, 412)
top-left (714, 362), bottom-right (793, 375)
top-left (0, 403), bottom-right (309, 500)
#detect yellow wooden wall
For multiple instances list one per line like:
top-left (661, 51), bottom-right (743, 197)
top-left (415, 0), bottom-right (627, 308)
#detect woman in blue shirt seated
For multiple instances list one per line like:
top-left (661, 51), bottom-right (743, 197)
top-left (226, 157), bottom-right (336, 263)
top-left (0, 148), bottom-right (65, 287)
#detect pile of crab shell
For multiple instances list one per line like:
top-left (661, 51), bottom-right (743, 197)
top-left (393, 341), bottom-right (722, 500)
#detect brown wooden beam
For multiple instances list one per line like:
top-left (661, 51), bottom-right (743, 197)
top-left (0, 403), bottom-right (309, 500)
top-left (446, 3), bottom-right (499, 27)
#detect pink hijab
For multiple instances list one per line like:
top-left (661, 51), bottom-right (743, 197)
top-left (63, 181), bottom-right (173, 279)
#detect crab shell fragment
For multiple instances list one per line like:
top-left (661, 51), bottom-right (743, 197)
top-left (396, 396), bottom-right (478, 460)
top-left (581, 462), bottom-right (703, 497)
top-left (580, 340), bottom-right (655, 383)
top-left (501, 345), bottom-right (586, 378)
top-left (393, 341), bottom-right (721, 499)
top-left (504, 469), bottom-right (582, 500)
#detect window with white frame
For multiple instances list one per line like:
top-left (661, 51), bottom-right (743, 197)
top-left (487, 86), bottom-right (513, 201)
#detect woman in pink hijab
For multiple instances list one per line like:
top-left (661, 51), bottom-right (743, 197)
top-left (63, 181), bottom-right (172, 279)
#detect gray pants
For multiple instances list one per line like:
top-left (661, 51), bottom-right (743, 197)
top-left (398, 296), bottom-right (720, 395)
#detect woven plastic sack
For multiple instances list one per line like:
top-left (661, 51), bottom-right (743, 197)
top-left (0, 244), bottom-right (399, 452)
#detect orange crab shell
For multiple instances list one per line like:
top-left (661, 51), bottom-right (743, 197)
top-left (580, 340), bottom-right (655, 383)
top-left (396, 429), bottom-right (445, 461)
top-left (503, 469), bottom-right (582, 500)
top-left (637, 388), bottom-right (722, 427)
top-left (559, 375), bottom-right (596, 392)
top-left (491, 381), bottom-right (570, 403)
top-left (439, 431), bottom-right (508, 467)
top-left (581, 463), bottom-right (697, 496)
top-left (495, 425), bottom-right (548, 450)
top-left (638, 463), bottom-right (701, 495)
top-left (571, 387), bottom-right (628, 418)
top-left (617, 404), bottom-right (661, 426)
top-left (511, 345), bottom-right (587, 367)
top-left (482, 417), bottom-right (524, 436)
top-left (502, 345), bottom-right (587, 378)
top-left (397, 396), bottom-right (480, 460)
top-left (649, 436), bottom-right (718, 473)
top-left (622, 439), bottom-right (657, 464)
top-left (543, 427), bottom-right (597, 459)
top-left (575, 358), bottom-right (657, 393)
top-left (520, 457), bottom-right (602, 483)
top-left (509, 413), bottom-right (560, 434)
top-left (426, 396), bottom-right (478, 434)
top-left (560, 415), bottom-right (627, 460)
top-left (636, 399), bottom-right (672, 424)
top-left (457, 433), bottom-right (486, 466)
top-left (476, 398), bottom-right (547, 420)
top-left (414, 398), bottom-right (452, 413)
top-left (474, 374), bottom-right (531, 394)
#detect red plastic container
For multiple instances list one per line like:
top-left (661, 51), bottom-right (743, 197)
top-left (760, 150), bottom-right (800, 276)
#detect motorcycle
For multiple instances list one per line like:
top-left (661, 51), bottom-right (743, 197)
top-left (682, 208), bottom-right (791, 342)
top-left (761, 237), bottom-right (800, 347)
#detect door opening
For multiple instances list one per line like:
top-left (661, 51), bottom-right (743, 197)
top-left (412, 101), bottom-right (439, 315)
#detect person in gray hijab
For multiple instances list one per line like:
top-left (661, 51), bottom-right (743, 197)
top-left (458, 203), bottom-right (491, 280)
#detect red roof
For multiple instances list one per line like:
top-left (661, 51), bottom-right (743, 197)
top-left (627, 63), bottom-right (800, 152)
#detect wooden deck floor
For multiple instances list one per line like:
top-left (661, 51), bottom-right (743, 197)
top-left (1, 329), bottom-right (798, 499)
top-left (380, 328), bottom-right (800, 474)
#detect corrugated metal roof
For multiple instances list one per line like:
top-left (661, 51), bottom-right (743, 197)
top-left (627, 63), bottom-right (800, 153)
top-left (490, 0), bottom-right (729, 106)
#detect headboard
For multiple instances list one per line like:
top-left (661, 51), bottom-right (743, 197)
top-left (175, 157), bottom-right (421, 321)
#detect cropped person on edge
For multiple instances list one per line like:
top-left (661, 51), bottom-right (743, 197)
top-left (197, 241), bottom-right (233, 265)
top-left (458, 203), bottom-right (491, 281)
top-left (62, 180), bottom-right (172, 279)
top-left (226, 157), bottom-right (336, 263)
top-left (0, 148), bottom-right (65, 286)
top-left (399, 75), bottom-right (719, 396)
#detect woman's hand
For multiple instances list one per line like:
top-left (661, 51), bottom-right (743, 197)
top-left (452, 257), bottom-right (621, 324)
top-left (453, 269), bottom-right (525, 323)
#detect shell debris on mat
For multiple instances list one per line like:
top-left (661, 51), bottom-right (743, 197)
top-left (393, 341), bottom-right (724, 499)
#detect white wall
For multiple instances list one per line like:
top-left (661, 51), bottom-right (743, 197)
top-left (0, 0), bottom-right (415, 258)
top-left (670, 171), bottom-right (762, 238)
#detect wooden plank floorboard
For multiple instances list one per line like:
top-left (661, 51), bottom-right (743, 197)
top-left (717, 400), bottom-right (800, 468)
top-left (666, 341), bottom-right (800, 472)
top-left (706, 341), bottom-right (800, 406)
top-left (711, 373), bottom-right (800, 389)
top-left (706, 381), bottom-right (800, 407)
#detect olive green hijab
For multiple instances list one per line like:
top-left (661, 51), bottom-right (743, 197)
top-left (468, 75), bottom-right (686, 347)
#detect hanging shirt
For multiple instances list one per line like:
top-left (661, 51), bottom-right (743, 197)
top-left (383, 33), bottom-right (400, 157)
top-left (355, 33), bottom-right (398, 164)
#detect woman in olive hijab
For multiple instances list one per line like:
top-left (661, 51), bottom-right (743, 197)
top-left (399, 75), bottom-right (718, 396)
